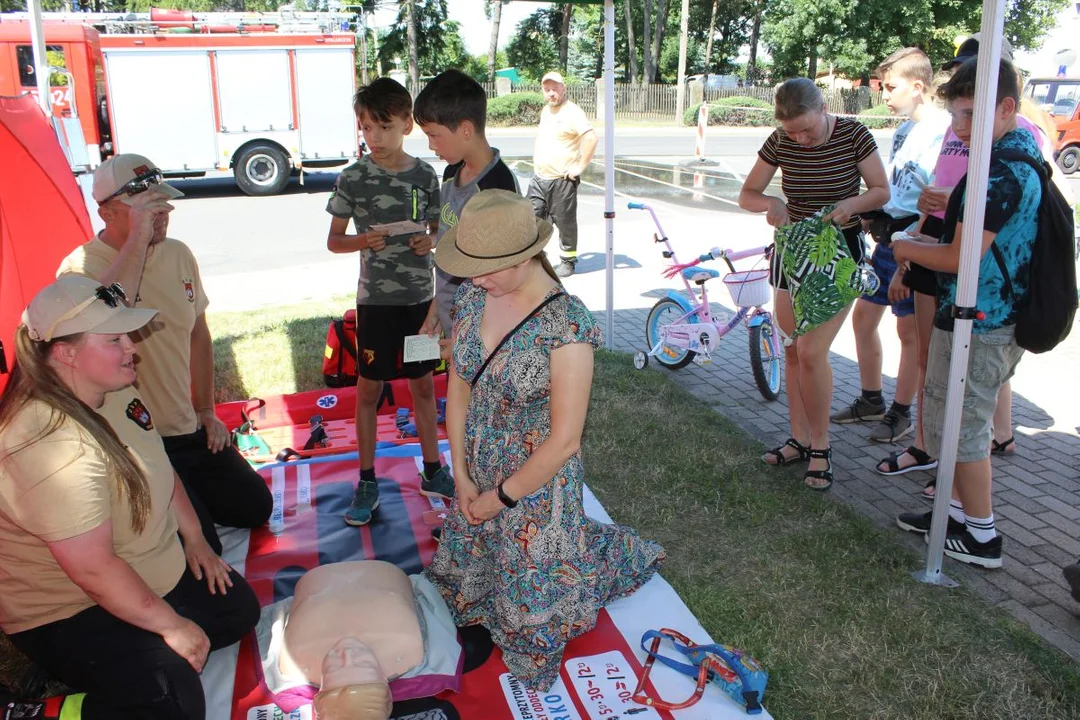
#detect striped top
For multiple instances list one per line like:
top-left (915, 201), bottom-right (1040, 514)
top-left (758, 117), bottom-right (879, 229)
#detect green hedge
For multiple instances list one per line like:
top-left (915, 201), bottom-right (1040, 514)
top-left (487, 92), bottom-right (545, 127)
top-left (684, 97), bottom-right (906, 129)
top-left (683, 96), bottom-right (775, 127)
top-left (858, 103), bottom-right (906, 129)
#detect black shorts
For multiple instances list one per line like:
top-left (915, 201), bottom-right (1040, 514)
top-left (770, 224), bottom-right (865, 291)
top-left (355, 302), bottom-right (436, 381)
top-left (902, 215), bottom-right (944, 297)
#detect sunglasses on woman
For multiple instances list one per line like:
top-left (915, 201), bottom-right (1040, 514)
top-left (42, 283), bottom-right (129, 342)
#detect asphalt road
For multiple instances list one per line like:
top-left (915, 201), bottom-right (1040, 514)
top-left (165, 126), bottom-right (1080, 306)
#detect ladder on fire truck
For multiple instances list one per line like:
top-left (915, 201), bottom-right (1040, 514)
top-left (1, 6), bottom-right (358, 35)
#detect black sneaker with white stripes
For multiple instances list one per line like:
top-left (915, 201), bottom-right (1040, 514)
top-left (896, 510), bottom-right (965, 536)
top-left (944, 529), bottom-right (1003, 569)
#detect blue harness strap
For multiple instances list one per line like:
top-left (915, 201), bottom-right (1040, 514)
top-left (638, 629), bottom-right (767, 714)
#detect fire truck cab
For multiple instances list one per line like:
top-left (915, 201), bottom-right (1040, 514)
top-left (0, 20), bottom-right (360, 195)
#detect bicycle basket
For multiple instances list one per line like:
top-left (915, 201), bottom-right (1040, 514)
top-left (723, 269), bottom-right (771, 309)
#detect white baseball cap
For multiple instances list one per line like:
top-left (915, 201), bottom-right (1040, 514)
top-left (541, 71), bottom-right (566, 85)
top-left (23, 275), bottom-right (158, 343)
top-left (93, 153), bottom-right (184, 205)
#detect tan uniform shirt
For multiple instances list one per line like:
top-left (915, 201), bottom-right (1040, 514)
top-left (58, 237), bottom-right (210, 436)
top-left (0, 388), bottom-right (185, 633)
top-left (532, 100), bottom-right (593, 180)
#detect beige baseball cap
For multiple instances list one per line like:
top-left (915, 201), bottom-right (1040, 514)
top-left (541, 71), bottom-right (565, 85)
top-left (23, 275), bottom-right (158, 343)
top-left (92, 153), bottom-right (184, 205)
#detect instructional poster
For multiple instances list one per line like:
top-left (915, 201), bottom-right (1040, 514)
top-left (567, 651), bottom-right (662, 720)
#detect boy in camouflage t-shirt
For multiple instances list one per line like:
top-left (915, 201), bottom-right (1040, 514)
top-left (325, 78), bottom-right (451, 527)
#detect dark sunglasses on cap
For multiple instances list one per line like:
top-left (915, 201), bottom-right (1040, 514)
top-left (100, 169), bottom-right (165, 204)
top-left (42, 283), bottom-right (129, 342)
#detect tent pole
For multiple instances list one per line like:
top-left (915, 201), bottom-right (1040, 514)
top-left (604, 0), bottom-right (615, 348)
top-left (27, 0), bottom-right (51, 116)
top-left (915, 0), bottom-right (1006, 586)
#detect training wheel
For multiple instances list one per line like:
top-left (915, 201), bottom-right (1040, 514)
top-left (633, 351), bottom-right (649, 370)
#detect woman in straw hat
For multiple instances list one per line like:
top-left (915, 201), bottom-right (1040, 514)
top-left (0, 275), bottom-right (258, 719)
top-left (424, 190), bottom-right (665, 692)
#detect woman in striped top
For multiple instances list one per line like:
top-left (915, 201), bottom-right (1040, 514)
top-left (739, 78), bottom-right (889, 491)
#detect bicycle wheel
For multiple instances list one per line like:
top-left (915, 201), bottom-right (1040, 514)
top-left (749, 320), bottom-right (782, 401)
top-left (645, 298), bottom-right (696, 370)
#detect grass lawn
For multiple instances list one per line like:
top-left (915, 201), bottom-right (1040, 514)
top-left (203, 300), bottom-right (1080, 719)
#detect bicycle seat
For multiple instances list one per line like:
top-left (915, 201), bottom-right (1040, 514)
top-left (682, 267), bottom-right (721, 284)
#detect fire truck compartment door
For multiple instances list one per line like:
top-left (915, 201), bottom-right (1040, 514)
top-left (295, 47), bottom-right (357, 160)
top-left (215, 50), bottom-right (292, 133)
top-left (104, 50), bottom-right (217, 171)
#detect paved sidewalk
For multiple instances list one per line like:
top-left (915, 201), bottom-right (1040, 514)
top-left (595, 300), bottom-right (1080, 662)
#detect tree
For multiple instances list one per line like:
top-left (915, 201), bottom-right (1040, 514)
top-left (642, 0), bottom-right (653, 84)
top-left (622, 0), bottom-right (639, 83)
top-left (703, 0), bottom-right (720, 75)
top-left (505, 7), bottom-right (560, 81)
top-left (485, 0), bottom-right (505, 81)
top-left (405, 0), bottom-right (419, 90)
top-left (762, 0), bottom-right (1071, 82)
top-left (379, 0), bottom-right (458, 82)
top-left (650, 0), bottom-right (671, 82)
top-left (558, 3), bottom-right (573, 72)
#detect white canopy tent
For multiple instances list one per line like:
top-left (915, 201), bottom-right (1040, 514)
top-left (918, 0), bottom-right (1008, 584)
top-left (21, 0), bottom-right (1006, 576)
top-left (518, 0), bottom-right (616, 347)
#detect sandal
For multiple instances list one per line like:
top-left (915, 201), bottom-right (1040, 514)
top-left (876, 446), bottom-right (938, 476)
top-left (762, 437), bottom-right (810, 466)
top-left (991, 436), bottom-right (1016, 456)
top-left (921, 479), bottom-right (936, 501)
top-left (804, 447), bottom-right (834, 492)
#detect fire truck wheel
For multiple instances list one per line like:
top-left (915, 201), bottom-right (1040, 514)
top-left (235, 143), bottom-right (291, 196)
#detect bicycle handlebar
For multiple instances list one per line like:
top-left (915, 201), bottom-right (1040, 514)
top-left (627, 201), bottom-right (646, 210)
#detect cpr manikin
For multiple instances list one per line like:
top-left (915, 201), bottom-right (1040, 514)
top-left (311, 637), bottom-right (392, 720)
top-left (260, 560), bottom-right (460, 718)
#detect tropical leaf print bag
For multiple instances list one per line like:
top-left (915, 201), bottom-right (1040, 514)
top-left (773, 206), bottom-right (878, 339)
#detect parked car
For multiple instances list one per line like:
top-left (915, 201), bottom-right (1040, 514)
top-left (1024, 76), bottom-right (1080, 174)
top-left (687, 73), bottom-right (742, 90)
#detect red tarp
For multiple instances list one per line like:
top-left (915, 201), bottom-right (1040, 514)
top-left (0, 95), bottom-right (92, 393)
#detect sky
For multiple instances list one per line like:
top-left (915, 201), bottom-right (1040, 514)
top-left (371, 0), bottom-right (552, 56)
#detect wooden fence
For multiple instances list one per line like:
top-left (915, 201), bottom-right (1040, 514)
top-left (416, 79), bottom-right (884, 122)
top-left (702, 85), bottom-right (884, 116)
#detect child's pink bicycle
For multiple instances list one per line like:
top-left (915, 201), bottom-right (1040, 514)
top-left (628, 202), bottom-right (783, 402)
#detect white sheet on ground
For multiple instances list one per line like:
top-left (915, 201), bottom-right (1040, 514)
top-left (200, 488), bottom-right (773, 720)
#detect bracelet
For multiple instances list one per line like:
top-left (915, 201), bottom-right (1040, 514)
top-left (496, 483), bottom-right (518, 509)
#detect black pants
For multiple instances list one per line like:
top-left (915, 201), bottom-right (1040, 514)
top-left (163, 429), bottom-right (273, 555)
top-left (527, 175), bottom-right (580, 260)
top-left (9, 567), bottom-right (259, 720)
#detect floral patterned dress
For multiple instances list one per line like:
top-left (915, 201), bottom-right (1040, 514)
top-left (424, 282), bottom-right (666, 692)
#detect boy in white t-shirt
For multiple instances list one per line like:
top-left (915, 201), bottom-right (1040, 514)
top-left (831, 48), bottom-right (948, 449)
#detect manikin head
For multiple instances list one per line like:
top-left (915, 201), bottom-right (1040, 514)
top-left (312, 637), bottom-right (392, 720)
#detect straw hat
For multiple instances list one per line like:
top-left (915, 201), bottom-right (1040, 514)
top-left (435, 190), bottom-right (554, 278)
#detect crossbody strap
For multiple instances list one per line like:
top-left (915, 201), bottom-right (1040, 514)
top-left (470, 291), bottom-right (566, 388)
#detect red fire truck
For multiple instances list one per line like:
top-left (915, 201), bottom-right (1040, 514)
top-left (0, 12), bottom-right (360, 195)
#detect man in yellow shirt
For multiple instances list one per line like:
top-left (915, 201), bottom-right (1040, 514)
top-left (528, 71), bottom-right (598, 278)
top-left (57, 154), bottom-right (272, 555)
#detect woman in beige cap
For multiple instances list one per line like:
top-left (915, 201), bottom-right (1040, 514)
top-left (424, 190), bottom-right (665, 692)
top-left (0, 275), bottom-right (258, 719)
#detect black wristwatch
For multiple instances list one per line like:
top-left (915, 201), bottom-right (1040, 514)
top-left (497, 483), bottom-right (518, 509)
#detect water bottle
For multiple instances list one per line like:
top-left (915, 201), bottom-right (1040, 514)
top-left (296, 464), bottom-right (312, 512)
top-left (269, 466), bottom-right (286, 535)
top-left (859, 262), bottom-right (881, 297)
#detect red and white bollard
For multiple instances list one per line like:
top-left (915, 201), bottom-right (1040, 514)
top-left (694, 103), bottom-right (708, 161)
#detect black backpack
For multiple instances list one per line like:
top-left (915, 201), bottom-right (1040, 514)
top-left (985, 149), bottom-right (1078, 353)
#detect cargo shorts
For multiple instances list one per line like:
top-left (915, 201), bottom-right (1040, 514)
top-left (923, 325), bottom-right (1024, 463)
